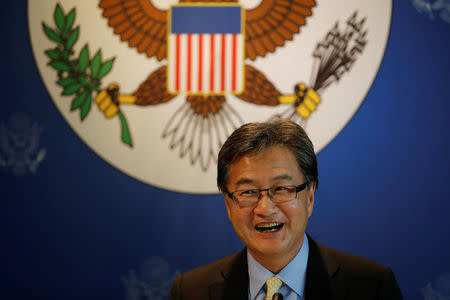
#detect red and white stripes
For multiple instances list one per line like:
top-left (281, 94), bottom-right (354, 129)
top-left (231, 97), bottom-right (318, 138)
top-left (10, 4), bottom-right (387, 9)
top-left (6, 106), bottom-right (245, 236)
top-left (168, 33), bottom-right (243, 94)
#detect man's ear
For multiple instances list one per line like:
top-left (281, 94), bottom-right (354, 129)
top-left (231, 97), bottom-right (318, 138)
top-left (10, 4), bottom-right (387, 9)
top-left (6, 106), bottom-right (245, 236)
top-left (309, 181), bottom-right (317, 193)
top-left (221, 189), bottom-right (233, 220)
top-left (306, 181), bottom-right (316, 217)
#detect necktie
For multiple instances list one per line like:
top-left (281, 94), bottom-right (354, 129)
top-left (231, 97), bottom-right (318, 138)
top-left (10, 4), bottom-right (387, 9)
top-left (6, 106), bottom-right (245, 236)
top-left (265, 277), bottom-right (282, 300)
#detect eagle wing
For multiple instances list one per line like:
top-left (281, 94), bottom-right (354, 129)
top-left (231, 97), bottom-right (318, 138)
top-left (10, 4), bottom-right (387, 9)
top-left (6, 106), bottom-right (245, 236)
top-left (245, 0), bottom-right (316, 60)
top-left (133, 66), bottom-right (176, 105)
top-left (235, 65), bottom-right (281, 106)
top-left (99, 0), bottom-right (167, 61)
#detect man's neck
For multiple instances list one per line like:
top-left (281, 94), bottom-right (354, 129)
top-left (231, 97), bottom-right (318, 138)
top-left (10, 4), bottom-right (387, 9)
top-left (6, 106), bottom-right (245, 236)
top-left (248, 235), bottom-right (305, 274)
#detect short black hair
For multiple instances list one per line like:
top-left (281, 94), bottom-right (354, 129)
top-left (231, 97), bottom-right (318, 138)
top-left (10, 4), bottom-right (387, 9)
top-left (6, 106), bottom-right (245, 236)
top-left (217, 119), bottom-right (318, 191)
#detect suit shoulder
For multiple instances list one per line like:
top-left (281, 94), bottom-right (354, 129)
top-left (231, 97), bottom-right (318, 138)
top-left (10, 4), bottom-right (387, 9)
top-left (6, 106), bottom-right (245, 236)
top-left (317, 241), bottom-right (398, 287)
top-left (323, 244), bottom-right (391, 274)
top-left (307, 238), bottom-right (402, 299)
top-left (182, 250), bottom-right (244, 282)
top-left (169, 249), bottom-right (246, 299)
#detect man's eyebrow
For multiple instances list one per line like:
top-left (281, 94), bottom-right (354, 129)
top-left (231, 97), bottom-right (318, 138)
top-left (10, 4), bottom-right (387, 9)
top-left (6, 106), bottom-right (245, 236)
top-left (235, 174), bottom-right (294, 187)
top-left (272, 174), bottom-right (294, 181)
top-left (235, 178), bottom-right (255, 186)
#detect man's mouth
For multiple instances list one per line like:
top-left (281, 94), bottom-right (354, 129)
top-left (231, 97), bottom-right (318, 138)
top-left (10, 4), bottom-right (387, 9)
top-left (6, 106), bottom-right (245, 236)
top-left (255, 222), bottom-right (284, 233)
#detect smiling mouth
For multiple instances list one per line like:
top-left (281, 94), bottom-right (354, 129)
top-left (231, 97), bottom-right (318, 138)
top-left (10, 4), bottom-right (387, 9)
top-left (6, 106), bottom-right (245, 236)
top-left (255, 222), bottom-right (284, 233)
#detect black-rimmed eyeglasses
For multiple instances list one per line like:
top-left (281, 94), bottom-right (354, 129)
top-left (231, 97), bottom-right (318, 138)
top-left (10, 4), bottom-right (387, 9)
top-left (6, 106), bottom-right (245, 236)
top-left (226, 182), bottom-right (309, 208)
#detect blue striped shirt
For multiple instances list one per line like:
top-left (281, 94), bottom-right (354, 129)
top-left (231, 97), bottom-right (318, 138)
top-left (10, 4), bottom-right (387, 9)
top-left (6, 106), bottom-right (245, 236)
top-left (247, 234), bottom-right (309, 300)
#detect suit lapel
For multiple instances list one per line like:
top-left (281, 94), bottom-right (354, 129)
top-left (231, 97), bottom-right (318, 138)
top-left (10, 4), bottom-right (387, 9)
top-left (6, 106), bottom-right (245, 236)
top-left (304, 235), bottom-right (342, 300)
top-left (208, 249), bottom-right (249, 300)
top-left (207, 238), bottom-right (346, 300)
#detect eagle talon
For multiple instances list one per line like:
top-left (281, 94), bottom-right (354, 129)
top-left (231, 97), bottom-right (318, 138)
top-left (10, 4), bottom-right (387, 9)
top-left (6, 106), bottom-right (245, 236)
top-left (106, 83), bottom-right (120, 106)
top-left (95, 83), bottom-right (137, 119)
top-left (279, 83), bottom-right (321, 120)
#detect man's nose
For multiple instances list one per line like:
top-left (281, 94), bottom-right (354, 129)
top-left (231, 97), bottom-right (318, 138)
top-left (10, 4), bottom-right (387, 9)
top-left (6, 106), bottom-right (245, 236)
top-left (253, 190), bottom-right (277, 216)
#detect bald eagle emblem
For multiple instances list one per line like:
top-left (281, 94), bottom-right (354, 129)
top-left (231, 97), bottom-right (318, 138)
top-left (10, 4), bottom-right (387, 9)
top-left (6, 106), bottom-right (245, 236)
top-left (30, 0), bottom-right (391, 193)
top-left (41, 1), bottom-right (366, 170)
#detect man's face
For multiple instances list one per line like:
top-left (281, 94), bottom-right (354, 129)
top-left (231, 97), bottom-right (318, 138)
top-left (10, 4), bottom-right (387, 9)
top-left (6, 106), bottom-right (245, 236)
top-left (223, 146), bottom-right (315, 264)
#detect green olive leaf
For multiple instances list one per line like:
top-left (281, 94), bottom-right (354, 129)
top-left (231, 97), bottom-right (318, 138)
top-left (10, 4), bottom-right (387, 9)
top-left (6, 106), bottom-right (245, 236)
top-left (54, 4), bottom-right (65, 32)
top-left (64, 8), bottom-right (76, 34)
top-left (58, 77), bottom-right (76, 87)
top-left (66, 27), bottom-right (79, 50)
top-left (90, 51), bottom-right (102, 79)
top-left (71, 91), bottom-right (88, 111)
top-left (79, 45), bottom-right (89, 73)
top-left (80, 94), bottom-right (92, 120)
top-left (42, 23), bottom-right (62, 43)
top-left (99, 58), bottom-right (115, 79)
top-left (50, 61), bottom-right (70, 71)
top-left (45, 49), bottom-right (61, 60)
top-left (63, 83), bottom-right (83, 95)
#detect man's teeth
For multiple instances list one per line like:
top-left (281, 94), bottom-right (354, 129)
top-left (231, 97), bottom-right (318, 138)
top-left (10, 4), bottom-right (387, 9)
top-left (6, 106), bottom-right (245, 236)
top-left (255, 223), bottom-right (283, 232)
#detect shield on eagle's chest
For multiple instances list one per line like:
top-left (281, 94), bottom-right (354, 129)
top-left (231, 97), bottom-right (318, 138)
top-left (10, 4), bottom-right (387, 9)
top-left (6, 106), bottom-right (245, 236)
top-left (167, 4), bottom-right (244, 95)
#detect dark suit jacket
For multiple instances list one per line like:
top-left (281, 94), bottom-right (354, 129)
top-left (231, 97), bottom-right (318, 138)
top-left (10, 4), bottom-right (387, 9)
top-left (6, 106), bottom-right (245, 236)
top-left (169, 235), bottom-right (402, 299)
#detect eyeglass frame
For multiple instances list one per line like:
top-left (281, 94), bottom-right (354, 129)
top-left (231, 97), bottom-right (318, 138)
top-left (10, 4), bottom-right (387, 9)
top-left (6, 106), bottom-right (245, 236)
top-left (225, 182), bottom-right (310, 207)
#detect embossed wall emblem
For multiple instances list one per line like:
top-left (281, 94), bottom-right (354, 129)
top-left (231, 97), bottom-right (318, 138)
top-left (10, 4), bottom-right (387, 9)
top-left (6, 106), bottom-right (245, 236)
top-left (0, 112), bottom-right (46, 176)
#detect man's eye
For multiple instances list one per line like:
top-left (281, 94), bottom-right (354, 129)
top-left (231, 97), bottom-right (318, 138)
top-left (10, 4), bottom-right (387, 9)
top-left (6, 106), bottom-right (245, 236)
top-left (273, 186), bottom-right (295, 194)
top-left (274, 186), bottom-right (288, 191)
top-left (241, 189), bottom-right (257, 195)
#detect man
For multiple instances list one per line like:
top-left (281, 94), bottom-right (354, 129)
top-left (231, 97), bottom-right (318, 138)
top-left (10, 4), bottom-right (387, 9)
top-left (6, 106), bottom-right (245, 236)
top-left (169, 119), bottom-right (402, 299)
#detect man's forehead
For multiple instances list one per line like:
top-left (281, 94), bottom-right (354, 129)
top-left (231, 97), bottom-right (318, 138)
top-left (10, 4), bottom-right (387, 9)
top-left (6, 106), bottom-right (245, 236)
top-left (228, 146), bottom-right (304, 186)
top-left (231, 145), bottom-right (293, 163)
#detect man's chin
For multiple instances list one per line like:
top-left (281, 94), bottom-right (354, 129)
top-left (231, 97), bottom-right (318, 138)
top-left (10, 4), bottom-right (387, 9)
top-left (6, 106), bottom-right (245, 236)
top-left (251, 242), bottom-right (286, 257)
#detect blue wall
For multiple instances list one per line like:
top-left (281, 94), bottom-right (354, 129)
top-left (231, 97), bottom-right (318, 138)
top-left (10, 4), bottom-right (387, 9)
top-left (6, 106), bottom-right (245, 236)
top-left (1, 1), bottom-right (449, 299)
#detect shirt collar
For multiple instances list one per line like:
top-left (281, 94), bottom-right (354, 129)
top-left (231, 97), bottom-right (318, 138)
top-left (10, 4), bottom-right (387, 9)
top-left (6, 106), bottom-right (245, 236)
top-left (247, 233), bottom-right (309, 299)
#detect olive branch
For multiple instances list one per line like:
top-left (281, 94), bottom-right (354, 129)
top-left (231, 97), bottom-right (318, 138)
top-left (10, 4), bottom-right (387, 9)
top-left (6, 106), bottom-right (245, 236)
top-left (42, 3), bottom-right (132, 147)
